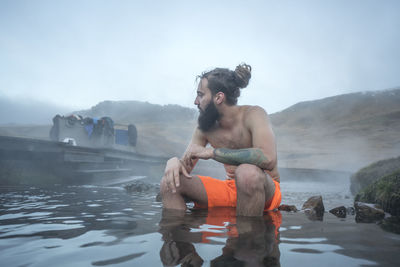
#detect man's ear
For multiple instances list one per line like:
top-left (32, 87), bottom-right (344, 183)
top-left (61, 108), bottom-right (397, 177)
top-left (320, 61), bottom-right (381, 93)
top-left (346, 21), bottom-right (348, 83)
top-left (214, 92), bottom-right (225, 105)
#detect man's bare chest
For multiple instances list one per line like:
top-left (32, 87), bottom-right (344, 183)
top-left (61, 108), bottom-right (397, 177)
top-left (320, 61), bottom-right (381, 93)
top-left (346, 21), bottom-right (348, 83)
top-left (206, 127), bottom-right (252, 149)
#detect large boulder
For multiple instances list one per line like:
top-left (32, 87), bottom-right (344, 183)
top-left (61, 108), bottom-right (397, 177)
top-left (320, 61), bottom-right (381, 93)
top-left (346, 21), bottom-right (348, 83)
top-left (355, 170), bottom-right (400, 216)
top-left (302, 195), bottom-right (325, 220)
top-left (350, 156), bottom-right (400, 195)
top-left (354, 202), bottom-right (385, 223)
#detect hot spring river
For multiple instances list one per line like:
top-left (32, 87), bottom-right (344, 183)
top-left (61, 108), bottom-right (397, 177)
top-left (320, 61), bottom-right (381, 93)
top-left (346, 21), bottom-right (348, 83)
top-left (0, 173), bottom-right (399, 266)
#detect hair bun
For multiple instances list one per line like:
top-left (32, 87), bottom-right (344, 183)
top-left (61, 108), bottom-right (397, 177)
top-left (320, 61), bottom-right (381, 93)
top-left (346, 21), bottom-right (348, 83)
top-left (234, 63), bottom-right (252, 88)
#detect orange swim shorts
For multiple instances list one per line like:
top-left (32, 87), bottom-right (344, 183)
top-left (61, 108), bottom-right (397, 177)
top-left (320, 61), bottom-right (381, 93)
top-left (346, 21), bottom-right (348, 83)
top-left (194, 175), bottom-right (281, 212)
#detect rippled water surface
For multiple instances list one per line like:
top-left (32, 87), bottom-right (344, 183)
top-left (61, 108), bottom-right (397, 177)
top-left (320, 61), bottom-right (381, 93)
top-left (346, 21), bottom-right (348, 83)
top-left (0, 175), bottom-right (399, 266)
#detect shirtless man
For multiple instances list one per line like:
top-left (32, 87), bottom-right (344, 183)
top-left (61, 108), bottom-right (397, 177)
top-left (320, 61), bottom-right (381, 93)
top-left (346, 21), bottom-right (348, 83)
top-left (160, 63), bottom-right (281, 216)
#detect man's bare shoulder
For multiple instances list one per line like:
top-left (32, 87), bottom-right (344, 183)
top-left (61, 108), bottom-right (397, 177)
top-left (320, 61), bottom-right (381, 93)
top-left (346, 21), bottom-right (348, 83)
top-left (241, 105), bottom-right (269, 124)
top-left (192, 127), bottom-right (208, 144)
top-left (193, 126), bottom-right (205, 137)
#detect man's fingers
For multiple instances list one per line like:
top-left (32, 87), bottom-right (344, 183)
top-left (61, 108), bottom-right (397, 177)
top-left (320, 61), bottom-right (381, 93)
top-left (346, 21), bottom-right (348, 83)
top-left (183, 156), bottom-right (192, 169)
top-left (166, 172), bottom-right (176, 193)
top-left (173, 169), bottom-right (180, 189)
top-left (181, 165), bottom-right (192, 179)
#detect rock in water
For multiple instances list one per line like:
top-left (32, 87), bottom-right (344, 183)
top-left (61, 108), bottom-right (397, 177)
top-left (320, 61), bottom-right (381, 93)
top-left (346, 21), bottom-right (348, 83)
top-left (354, 202), bottom-right (385, 223)
top-left (302, 195), bottom-right (325, 220)
top-left (329, 206), bottom-right (347, 218)
top-left (278, 204), bottom-right (298, 212)
top-left (124, 181), bottom-right (158, 193)
top-left (156, 192), bottom-right (162, 202)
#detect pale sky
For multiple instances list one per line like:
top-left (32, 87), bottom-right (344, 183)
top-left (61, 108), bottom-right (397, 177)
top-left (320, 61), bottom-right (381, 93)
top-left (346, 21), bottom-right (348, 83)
top-left (1, 0), bottom-right (399, 113)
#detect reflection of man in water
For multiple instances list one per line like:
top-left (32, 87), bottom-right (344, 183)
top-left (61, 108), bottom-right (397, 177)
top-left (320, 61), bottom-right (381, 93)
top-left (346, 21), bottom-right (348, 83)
top-left (211, 212), bottom-right (281, 267)
top-left (159, 209), bottom-right (281, 267)
top-left (160, 63), bottom-right (281, 216)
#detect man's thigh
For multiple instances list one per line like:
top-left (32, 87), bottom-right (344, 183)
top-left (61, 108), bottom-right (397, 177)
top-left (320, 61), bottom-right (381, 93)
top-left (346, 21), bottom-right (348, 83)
top-left (179, 174), bottom-right (208, 206)
top-left (194, 176), bottom-right (237, 208)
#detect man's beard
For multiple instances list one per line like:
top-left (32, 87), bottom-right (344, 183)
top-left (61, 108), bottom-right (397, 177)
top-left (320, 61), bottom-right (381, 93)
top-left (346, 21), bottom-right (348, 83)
top-left (198, 101), bottom-right (220, 132)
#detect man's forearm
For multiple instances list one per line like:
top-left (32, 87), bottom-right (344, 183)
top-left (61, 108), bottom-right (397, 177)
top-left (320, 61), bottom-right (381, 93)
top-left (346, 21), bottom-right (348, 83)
top-left (213, 148), bottom-right (272, 170)
top-left (179, 157), bottom-right (198, 174)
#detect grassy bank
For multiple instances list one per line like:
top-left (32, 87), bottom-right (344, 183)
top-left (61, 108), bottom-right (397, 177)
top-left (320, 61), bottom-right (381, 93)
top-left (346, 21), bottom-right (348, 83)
top-left (350, 156), bottom-right (400, 195)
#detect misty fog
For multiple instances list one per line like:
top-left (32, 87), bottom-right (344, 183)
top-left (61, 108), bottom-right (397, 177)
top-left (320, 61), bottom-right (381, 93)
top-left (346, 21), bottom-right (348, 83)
top-left (0, 95), bottom-right (70, 125)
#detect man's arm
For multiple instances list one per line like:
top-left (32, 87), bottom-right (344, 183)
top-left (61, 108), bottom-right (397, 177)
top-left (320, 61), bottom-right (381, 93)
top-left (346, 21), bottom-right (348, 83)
top-left (214, 106), bottom-right (277, 171)
top-left (213, 148), bottom-right (271, 169)
top-left (181, 128), bottom-right (208, 173)
top-left (162, 128), bottom-right (207, 193)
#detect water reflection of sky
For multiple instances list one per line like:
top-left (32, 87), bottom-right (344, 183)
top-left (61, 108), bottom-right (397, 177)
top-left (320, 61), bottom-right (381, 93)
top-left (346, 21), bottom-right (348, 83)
top-left (0, 183), bottom-right (399, 266)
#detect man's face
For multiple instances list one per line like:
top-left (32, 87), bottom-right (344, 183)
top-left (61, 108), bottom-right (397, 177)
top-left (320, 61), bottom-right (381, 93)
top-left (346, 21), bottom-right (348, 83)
top-left (195, 79), bottom-right (220, 131)
top-left (194, 78), bottom-right (212, 113)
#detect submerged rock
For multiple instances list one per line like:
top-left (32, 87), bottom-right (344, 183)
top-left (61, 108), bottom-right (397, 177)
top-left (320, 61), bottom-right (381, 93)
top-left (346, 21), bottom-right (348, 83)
top-left (355, 170), bottom-right (400, 216)
top-left (329, 206), bottom-right (347, 218)
top-left (124, 181), bottom-right (158, 193)
top-left (156, 192), bottom-right (162, 202)
top-left (354, 202), bottom-right (385, 223)
top-left (302, 195), bottom-right (325, 220)
top-left (278, 204), bottom-right (298, 212)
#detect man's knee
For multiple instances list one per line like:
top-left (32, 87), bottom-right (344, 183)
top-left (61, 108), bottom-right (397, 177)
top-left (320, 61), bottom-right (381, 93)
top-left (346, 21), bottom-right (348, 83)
top-left (235, 164), bottom-right (265, 195)
top-left (160, 174), bottom-right (189, 196)
top-left (160, 177), bottom-right (169, 195)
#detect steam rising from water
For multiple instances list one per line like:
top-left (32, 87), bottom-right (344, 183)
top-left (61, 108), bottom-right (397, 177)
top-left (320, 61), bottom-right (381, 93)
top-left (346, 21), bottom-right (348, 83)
top-left (0, 95), bottom-right (69, 125)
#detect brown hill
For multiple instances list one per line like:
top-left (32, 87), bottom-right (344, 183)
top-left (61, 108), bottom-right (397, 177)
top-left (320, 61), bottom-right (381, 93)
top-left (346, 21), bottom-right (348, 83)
top-left (271, 88), bottom-right (400, 129)
top-left (271, 88), bottom-right (400, 171)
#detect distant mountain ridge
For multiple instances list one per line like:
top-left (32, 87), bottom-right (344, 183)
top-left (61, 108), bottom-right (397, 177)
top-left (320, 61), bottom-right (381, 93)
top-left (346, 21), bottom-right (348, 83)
top-left (76, 100), bottom-right (197, 124)
top-left (270, 88), bottom-right (400, 129)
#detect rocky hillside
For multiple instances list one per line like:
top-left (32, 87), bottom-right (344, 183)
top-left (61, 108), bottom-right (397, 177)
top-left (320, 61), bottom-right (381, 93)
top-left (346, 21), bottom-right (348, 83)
top-left (271, 88), bottom-right (400, 171)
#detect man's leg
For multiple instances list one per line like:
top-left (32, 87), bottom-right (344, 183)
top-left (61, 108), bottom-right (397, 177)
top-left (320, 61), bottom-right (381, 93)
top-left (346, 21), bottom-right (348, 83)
top-left (161, 174), bottom-right (208, 210)
top-left (235, 164), bottom-right (275, 216)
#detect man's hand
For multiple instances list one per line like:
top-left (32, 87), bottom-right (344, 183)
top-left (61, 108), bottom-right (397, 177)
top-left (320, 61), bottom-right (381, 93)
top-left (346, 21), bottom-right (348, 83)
top-left (182, 144), bottom-right (214, 169)
top-left (162, 157), bottom-right (192, 193)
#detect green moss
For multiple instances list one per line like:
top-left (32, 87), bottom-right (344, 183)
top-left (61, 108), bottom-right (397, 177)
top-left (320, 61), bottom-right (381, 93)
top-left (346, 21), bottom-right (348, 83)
top-left (355, 170), bottom-right (400, 216)
top-left (350, 156), bottom-right (400, 195)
